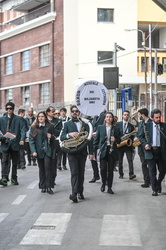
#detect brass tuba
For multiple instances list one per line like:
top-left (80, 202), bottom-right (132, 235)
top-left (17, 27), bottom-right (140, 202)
top-left (60, 118), bottom-right (93, 154)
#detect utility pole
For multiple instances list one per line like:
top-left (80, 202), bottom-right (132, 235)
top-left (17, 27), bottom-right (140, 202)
top-left (154, 49), bottom-right (158, 109)
top-left (113, 42), bottom-right (117, 115)
top-left (149, 24), bottom-right (153, 112)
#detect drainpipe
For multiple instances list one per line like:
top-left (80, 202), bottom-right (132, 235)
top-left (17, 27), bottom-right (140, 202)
top-left (52, 20), bottom-right (55, 103)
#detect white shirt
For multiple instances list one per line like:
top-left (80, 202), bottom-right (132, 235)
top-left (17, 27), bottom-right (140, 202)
top-left (123, 121), bottom-right (128, 134)
top-left (152, 122), bottom-right (160, 147)
top-left (106, 125), bottom-right (111, 146)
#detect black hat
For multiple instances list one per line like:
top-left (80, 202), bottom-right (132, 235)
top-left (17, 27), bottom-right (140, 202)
top-left (5, 102), bottom-right (15, 110)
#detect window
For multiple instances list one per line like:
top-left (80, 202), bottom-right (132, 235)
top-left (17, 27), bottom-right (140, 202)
top-left (40, 44), bottom-right (50, 67)
top-left (141, 57), bottom-right (148, 72)
top-left (5, 56), bottom-right (13, 75)
top-left (22, 86), bottom-right (30, 106)
top-left (162, 58), bottom-right (166, 72)
top-left (6, 89), bottom-right (13, 102)
top-left (98, 51), bottom-right (113, 64)
top-left (97, 8), bottom-right (114, 22)
top-left (40, 83), bottom-right (50, 104)
top-left (22, 50), bottom-right (30, 71)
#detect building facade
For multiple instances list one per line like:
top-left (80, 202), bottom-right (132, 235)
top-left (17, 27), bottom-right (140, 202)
top-left (0, 0), bottom-right (166, 118)
top-left (0, 0), bottom-right (64, 110)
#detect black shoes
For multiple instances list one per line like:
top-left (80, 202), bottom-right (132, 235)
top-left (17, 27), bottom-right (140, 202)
top-left (27, 163), bottom-right (31, 166)
top-left (107, 188), bottom-right (114, 194)
top-left (41, 189), bottom-right (46, 193)
top-left (129, 174), bottom-right (136, 180)
top-left (0, 178), bottom-right (7, 186)
top-left (89, 176), bottom-right (100, 183)
top-left (57, 165), bottom-right (62, 171)
top-left (33, 163), bottom-right (37, 166)
top-left (119, 175), bottom-right (124, 179)
top-left (100, 184), bottom-right (105, 192)
top-left (63, 166), bottom-right (68, 170)
top-left (152, 191), bottom-right (158, 196)
top-left (11, 179), bottom-right (19, 185)
top-left (47, 188), bottom-right (54, 195)
top-left (141, 183), bottom-right (150, 188)
top-left (69, 194), bottom-right (78, 203)
top-left (78, 194), bottom-right (84, 200)
top-left (114, 167), bottom-right (118, 172)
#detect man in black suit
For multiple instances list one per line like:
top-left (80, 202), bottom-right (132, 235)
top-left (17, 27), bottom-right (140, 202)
top-left (116, 110), bottom-right (136, 180)
top-left (60, 105), bottom-right (93, 202)
top-left (139, 109), bottom-right (166, 196)
top-left (134, 108), bottom-right (150, 188)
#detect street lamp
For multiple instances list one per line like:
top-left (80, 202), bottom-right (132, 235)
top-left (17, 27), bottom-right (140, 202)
top-left (125, 29), bottom-right (148, 107)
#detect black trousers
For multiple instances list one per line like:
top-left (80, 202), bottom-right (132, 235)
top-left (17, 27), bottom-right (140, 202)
top-left (68, 153), bottom-right (87, 195)
top-left (138, 147), bottom-right (150, 185)
top-left (118, 145), bottom-right (134, 176)
top-left (57, 149), bottom-right (67, 167)
top-left (17, 146), bottom-right (26, 167)
top-left (37, 154), bottom-right (52, 189)
top-left (24, 141), bottom-right (36, 164)
top-left (147, 149), bottom-right (165, 192)
top-left (2, 148), bottom-right (18, 181)
top-left (90, 157), bottom-right (100, 179)
top-left (100, 146), bottom-right (114, 188)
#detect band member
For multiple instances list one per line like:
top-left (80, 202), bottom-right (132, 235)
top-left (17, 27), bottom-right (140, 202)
top-left (0, 102), bottom-right (26, 186)
top-left (116, 110), bottom-right (136, 180)
top-left (29, 111), bottom-right (55, 194)
top-left (17, 109), bottom-right (29, 169)
top-left (57, 107), bottom-right (70, 170)
top-left (60, 105), bottom-right (93, 203)
top-left (24, 108), bottom-right (37, 166)
top-left (46, 106), bottom-right (62, 185)
top-left (134, 108), bottom-right (150, 187)
top-left (89, 110), bottom-right (107, 183)
top-left (139, 109), bottom-right (166, 196)
top-left (93, 112), bottom-right (121, 194)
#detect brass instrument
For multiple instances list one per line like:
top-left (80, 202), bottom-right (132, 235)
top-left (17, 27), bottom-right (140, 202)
top-left (132, 139), bottom-right (141, 147)
top-left (117, 130), bottom-right (137, 148)
top-left (60, 118), bottom-right (93, 154)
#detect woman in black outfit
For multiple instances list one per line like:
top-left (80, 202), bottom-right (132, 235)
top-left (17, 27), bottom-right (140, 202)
top-left (29, 111), bottom-right (54, 194)
top-left (93, 112), bottom-right (121, 194)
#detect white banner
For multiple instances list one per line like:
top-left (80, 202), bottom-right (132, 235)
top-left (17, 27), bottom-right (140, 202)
top-left (75, 80), bottom-right (109, 116)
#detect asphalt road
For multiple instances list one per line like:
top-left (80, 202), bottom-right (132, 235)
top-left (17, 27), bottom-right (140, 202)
top-left (0, 153), bottom-right (166, 250)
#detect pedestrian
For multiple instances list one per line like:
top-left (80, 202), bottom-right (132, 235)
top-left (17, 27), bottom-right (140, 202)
top-left (0, 102), bottom-right (26, 186)
top-left (29, 111), bottom-right (55, 194)
top-left (60, 105), bottom-right (93, 202)
top-left (139, 109), bottom-right (166, 196)
top-left (93, 112), bottom-right (121, 194)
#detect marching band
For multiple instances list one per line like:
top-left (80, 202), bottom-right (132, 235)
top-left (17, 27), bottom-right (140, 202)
top-left (0, 100), bottom-right (166, 200)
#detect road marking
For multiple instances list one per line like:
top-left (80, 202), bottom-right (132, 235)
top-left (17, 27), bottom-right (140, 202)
top-left (0, 213), bottom-right (9, 223)
top-left (99, 215), bottom-right (142, 246)
top-left (20, 213), bottom-right (72, 245)
top-left (27, 180), bottom-right (38, 189)
top-left (12, 195), bottom-right (26, 205)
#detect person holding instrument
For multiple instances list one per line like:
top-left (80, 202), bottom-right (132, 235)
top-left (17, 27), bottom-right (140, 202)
top-left (93, 112), bottom-right (121, 194)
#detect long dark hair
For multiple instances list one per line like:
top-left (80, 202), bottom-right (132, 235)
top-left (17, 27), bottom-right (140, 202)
top-left (32, 111), bottom-right (50, 137)
top-left (104, 111), bottom-right (115, 125)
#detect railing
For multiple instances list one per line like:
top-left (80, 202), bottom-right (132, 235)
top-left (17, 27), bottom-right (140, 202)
top-left (2, 3), bottom-right (51, 31)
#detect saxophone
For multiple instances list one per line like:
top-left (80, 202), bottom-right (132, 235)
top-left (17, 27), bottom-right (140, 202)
top-left (117, 130), bottom-right (137, 148)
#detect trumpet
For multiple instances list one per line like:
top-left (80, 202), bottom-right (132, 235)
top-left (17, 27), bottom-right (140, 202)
top-left (117, 130), bottom-right (137, 148)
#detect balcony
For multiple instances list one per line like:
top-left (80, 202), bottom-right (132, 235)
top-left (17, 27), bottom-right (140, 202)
top-left (11, 0), bottom-right (50, 12)
top-left (3, 3), bottom-right (51, 31)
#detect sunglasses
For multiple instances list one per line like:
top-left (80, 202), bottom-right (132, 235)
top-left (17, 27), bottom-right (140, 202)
top-left (6, 107), bottom-right (13, 110)
top-left (55, 113), bottom-right (60, 115)
top-left (71, 110), bottom-right (79, 113)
